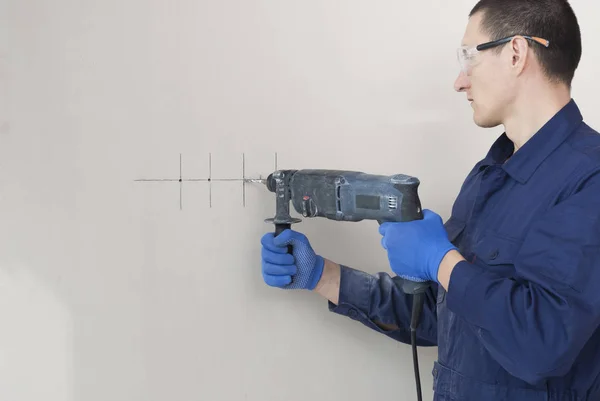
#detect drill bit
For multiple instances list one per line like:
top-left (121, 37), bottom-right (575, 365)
top-left (244, 178), bottom-right (267, 185)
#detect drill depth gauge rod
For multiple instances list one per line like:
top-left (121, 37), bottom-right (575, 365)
top-left (249, 169), bottom-right (431, 401)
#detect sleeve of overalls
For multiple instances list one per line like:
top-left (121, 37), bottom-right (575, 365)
top-left (327, 264), bottom-right (438, 346)
top-left (446, 171), bottom-right (600, 386)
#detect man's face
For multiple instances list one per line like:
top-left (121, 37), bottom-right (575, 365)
top-left (454, 12), bottom-right (515, 128)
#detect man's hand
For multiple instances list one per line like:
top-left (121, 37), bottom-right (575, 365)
top-left (378, 209), bottom-right (458, 284)
top-left (260, 229), bottom-right (325, 290)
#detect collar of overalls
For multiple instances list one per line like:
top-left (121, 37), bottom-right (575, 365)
top-left (479, 98), bottom-right (584, 184)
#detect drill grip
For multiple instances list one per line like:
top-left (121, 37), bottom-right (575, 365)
top-left (275, 223), bottom-right (293, 254)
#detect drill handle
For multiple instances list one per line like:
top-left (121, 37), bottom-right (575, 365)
top-left (399, 278), bottom-right (431, 295)
top-left (275, 223), bottom-right (293, 254)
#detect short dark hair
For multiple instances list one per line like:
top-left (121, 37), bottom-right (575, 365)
top-left (469, 0), bottom-right (582, 86)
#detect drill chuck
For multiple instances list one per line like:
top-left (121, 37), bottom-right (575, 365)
top-left (265, 171), bottom-right (296, 193)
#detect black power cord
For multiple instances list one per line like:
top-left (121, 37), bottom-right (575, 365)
top-left (410, 292), bottom-right (426, 401)
top-left (398, 279), bottom-right (430, 401)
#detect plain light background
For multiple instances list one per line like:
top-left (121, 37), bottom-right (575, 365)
top-left (0, 1), bottom-right (599, 400)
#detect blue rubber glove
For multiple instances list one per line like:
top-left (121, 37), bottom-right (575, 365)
top-left (378, 209), bottom-right (457, 283)
top-left (260, 229), bottom-right (325, 290)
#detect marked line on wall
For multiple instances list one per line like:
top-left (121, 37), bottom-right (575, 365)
top-left (134, 152), bottom-right (278, 209)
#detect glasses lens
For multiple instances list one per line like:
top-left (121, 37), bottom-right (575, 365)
top-left (457, 47), bottom-right (475, 73)
top-left (457, 48), bottom-right (467, 71)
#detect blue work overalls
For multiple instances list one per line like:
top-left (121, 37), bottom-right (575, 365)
top-left (329, 99), bottom-right (600, 400)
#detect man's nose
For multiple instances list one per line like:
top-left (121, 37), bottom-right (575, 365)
top-left (454, 70), bottom-right (470, 92)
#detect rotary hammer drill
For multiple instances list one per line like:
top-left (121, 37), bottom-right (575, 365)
top-left (250, 169), bottom-right (431, 401)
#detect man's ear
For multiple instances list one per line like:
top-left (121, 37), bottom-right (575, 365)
top-left (510, 36), bottom-right (529, 75)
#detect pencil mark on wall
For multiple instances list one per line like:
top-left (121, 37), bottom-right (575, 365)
top-left (179, 153), bottom-right (183, 210)
top-left (134, 152), bottom-right (278, 209)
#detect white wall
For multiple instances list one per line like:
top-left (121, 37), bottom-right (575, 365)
top-left (0, 1), bottom-right (599, 400)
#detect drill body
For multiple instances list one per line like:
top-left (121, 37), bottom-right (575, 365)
top-left (265, 169), bottom-right (423, 224)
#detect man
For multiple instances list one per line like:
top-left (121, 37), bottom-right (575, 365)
top-left (260, 0), bottom-right (600, 399)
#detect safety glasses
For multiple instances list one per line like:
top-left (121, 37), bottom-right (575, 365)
top-left (457, 35), bottom-right (550, 73)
